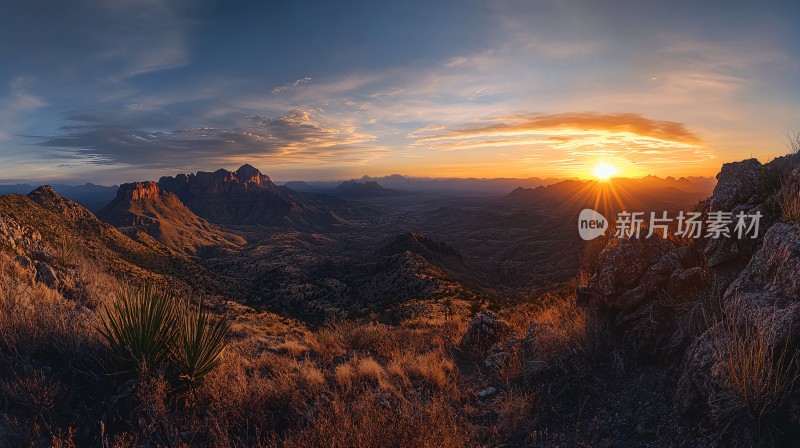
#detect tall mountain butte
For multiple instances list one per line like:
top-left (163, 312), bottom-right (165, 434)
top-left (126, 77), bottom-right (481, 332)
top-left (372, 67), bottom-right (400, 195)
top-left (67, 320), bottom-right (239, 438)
top-left (156, 164), bottom-right (346, 226)
top-left (98, 181), bottom-right (244, 256)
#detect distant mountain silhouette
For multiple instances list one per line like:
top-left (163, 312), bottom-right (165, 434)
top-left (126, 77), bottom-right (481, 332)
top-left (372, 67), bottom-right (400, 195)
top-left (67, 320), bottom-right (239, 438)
top-left (0, 183), bottom-right (117, 212)
top-left (326, 180), bottom-right (405, 198)
top-left (283, 175), bottom-right (562, 196)
top-left (504, 176), bottom-right (714, 215)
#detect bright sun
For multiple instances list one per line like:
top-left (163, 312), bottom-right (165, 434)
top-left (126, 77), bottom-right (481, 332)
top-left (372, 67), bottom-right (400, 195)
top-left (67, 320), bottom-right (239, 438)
top-left (593, 163), bottom-right (617, 180)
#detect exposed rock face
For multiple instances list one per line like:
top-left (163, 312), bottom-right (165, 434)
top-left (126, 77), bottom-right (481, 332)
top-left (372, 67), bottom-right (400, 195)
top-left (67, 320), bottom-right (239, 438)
top-left (590, 236), bottom-right (673, 311)
top-left (460, 311), bottom-right (511, 354)
top-left (36, 261), bottom-right (60, 289)
top-left (0, 216), bottom-right (42, 252)
top-left (675, 223), bottom-right (800, 416)
top-left (709, 158), bottom-right (762, 211)
top-left (588, 235), bottom-right (705, 354)
top-left (119, 182), bottom-right (161, 201)
top-left (99, 180), bottom-right (243, 256)
top-left (157, 164), bottom-right (339, 225)
top-left (723, 222), bottom-right (800, 343)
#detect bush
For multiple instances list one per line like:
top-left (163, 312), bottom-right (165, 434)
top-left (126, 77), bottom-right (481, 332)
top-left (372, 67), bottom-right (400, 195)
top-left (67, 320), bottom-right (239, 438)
top-left (711, 302), bottom-right (799, 445)
top-left (98, 284), bottom-right (230, 390)
top-left (98, 284), bottom-right (176, 375)
top-left (171, 300), bottom-right (231, 392)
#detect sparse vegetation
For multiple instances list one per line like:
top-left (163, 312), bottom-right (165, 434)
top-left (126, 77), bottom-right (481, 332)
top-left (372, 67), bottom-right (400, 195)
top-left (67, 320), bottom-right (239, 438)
top-left (98, 284), bottom-right (177, 374)
top-left (710, 300), bottom-right (800, 445)
top-left (171, 300), bottom-right (231, 392)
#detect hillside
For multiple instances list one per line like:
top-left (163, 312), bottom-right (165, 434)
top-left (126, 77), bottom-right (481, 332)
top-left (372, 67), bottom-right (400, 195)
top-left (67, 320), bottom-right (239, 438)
top-left (99, 181), bottom-right (244, 256)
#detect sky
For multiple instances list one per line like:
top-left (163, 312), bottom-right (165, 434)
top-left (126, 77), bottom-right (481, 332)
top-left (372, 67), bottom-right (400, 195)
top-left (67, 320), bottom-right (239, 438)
top-left (1, 0), bottom-right (799, 184)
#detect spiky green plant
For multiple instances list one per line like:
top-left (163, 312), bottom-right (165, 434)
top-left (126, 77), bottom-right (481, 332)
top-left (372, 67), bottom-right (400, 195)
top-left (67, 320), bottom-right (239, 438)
top-left (170, 300), bottom-right (230, 391)
top-left (98, 284), bottom-right (177, 375)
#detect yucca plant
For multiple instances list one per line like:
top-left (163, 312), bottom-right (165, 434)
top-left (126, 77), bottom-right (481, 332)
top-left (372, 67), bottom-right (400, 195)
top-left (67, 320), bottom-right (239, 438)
top-left (98, 284), bottom-right (177, 375)
top-left (170, 300), bottom-right (230, 392)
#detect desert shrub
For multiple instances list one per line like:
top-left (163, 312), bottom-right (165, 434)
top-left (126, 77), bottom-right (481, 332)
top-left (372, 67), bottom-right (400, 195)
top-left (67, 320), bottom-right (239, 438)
top-left (306, 327), bottom-right (345, 362)
top-left (387, 349), bottom-right (457, 393)
top-left (275, 339), bottom-right (308, 358)
top-left (327, 320), bottom-right (394, 356)
top-left (171, 301), bottom-right (230, 392)
top-left (196, 343), bottom-right (323, 445)
top-left (496, 389), bottom-right (536, 442)
top-left (523, 296), bottom-right (608, 380)
top-left (710, 303), bottom-right (799, 445)
top-left (98, 284), bottom-right (177, 375)
top-left (52, 224), bottom-right (81, 267)
top-left (778, 184), bottom-right (800, 223)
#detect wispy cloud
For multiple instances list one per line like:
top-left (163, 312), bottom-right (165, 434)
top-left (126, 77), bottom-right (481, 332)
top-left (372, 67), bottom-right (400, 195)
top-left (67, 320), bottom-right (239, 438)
top-left (0, 78), bottom-right (47, 141)
top-left (272, 77), bottom-right (312, 94)
top-left (37, 109), bottom-right (382, 170)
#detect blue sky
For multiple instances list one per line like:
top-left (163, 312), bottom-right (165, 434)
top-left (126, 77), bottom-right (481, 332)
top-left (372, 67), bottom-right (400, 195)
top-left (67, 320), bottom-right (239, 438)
top-left (1, 0), bottom-right (799, 184)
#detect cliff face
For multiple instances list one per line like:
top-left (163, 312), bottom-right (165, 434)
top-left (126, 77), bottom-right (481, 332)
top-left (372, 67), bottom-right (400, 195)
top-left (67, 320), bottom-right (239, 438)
top-left (157, 164), bottom-right (344, 226)
top-left (156, 165), bottom-right (292, 225)
top-left (98, 181), bottom-right (243, 256)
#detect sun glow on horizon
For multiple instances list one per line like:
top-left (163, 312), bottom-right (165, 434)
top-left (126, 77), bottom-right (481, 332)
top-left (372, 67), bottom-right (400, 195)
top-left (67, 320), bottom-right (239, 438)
top-left (593, 162), bottom-right (618, 180)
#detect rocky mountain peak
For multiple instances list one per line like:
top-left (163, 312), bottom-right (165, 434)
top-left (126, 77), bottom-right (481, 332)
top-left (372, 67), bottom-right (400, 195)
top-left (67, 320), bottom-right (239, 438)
top-left (117, 181), bottom-right (162, 201)
top-left (27, 185), bottom-right (59, 202)
top-left (235, 164), bottom-right (269, 185)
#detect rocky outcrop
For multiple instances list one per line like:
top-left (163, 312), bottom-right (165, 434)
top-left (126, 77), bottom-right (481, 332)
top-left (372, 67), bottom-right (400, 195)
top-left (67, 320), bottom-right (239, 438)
top-left (460, 311), bottom-right (511, 354)
top-left (156, 164), bottom-right (342, 226)
top-left (119, 182), bottom-right (161, 201)
top-left (98, 180), bottom-right (243, 256)
top-left (587, 234), bottom-right (706, 354)
top-left (0, 216), bottom-right (42, 252)
top-left (722, 222), bottom-right (800, 343)
top-left (709, 158), bottom-right (761, 211)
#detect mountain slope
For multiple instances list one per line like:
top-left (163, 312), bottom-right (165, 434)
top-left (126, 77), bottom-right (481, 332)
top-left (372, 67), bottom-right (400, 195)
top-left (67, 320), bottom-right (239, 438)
top-left (98, 181), bottom-right (245, 256)
top-left (0, 186), bottom-right (236, 296)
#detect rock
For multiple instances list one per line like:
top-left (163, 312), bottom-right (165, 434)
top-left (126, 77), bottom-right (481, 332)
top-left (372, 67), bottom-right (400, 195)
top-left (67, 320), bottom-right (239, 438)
top-left (704, 203), bottom-right (772, 268)
top-left (29, 249), bottom-right (54, 263)
top-left (674, 325), bottom-right (721, 414)
top-left (35, 262), bottom-right (59, 289)
top-left (709, 158), bottom-right (761, 211)
top-left (722, 222), bottom-right (800, 344)
top-left (460, 311), bottom-right (510, 354)
top-left (14, 255), bottom-right (33, 270)
top-left (589, 236), bottom-right (672, 311)
top-left (477, 386), bottom-right (497, 398)
top-left (667, 266), bottom-right (703, 302)
top-left (674, 245), bottom-right (701, 269)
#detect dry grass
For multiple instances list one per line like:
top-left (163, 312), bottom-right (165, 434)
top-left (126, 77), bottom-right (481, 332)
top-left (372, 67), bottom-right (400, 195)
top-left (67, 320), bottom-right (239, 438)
top-left (778, 185), bottom-right (800, 223)
top-left (387, 349), bottom-right (457, 392)
top-left (496, 389), bottom-right (536, 441)
top-left (710, 299), bottom-right (799, 445)
top-left (524, 296), bottom-right (607, 380)
top-left (276, 339), bottom-right (308, 357)
top-left (283, 391), bottom-right (473, 448)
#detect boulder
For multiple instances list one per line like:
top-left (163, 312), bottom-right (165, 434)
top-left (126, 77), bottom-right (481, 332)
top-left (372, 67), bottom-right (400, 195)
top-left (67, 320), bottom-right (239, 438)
top-left (460, 311), bottom-right (510, 354)
top-left (35, 262), bottom-right (60, 289)
top-left (667, 266), bottom-right (703, 302)
top-left (709, 158), bottom-right (761, 212)
top-left (674, 325), bottom-right (721, 414)
top-left (722, 222), bottom-right (800, 344)
top-left (590, 235), bottom-right (672, 310)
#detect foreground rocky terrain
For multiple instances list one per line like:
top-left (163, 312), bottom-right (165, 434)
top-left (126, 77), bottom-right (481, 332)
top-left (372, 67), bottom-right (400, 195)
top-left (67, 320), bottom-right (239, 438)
top-left (2, 157), bottom-right (797, 446)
